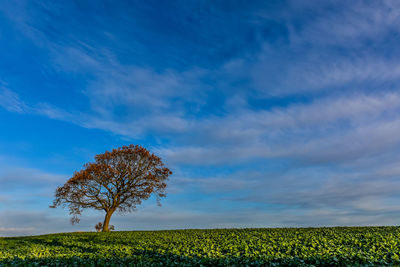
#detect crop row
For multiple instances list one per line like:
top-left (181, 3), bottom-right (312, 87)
top-left (1, 227), bottom-right (400, 266)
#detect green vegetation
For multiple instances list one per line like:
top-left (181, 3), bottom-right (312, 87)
top-left (1, 227), bottom-right (400, 266)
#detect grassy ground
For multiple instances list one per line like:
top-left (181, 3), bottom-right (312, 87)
top-left (1, 227), bottom-right (400, 266)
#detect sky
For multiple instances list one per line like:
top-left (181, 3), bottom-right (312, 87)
top-left (1, 0), bottom-right (400, 236)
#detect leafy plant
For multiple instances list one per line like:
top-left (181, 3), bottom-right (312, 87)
top-left (1, 227), bottom-right (399, 266)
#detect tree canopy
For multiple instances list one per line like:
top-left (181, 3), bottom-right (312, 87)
top-left (51, 144), bottom-right (172, 231)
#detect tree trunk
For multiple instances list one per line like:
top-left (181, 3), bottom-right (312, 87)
top-left (102, 211), bottom-right (113, 232)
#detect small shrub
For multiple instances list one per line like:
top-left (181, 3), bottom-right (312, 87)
top-left (94, 222), bottom-right (103, 232)
top-left (95, 222), bottom-right (115, 232)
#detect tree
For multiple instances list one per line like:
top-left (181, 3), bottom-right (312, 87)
top-left (50, 144), bottom-right (172, 232)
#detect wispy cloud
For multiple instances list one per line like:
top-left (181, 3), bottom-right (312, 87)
top-left (287, 0), bottom-right (400, 45)
top-left (0, 86), bottom-right (26, 113)
top-left (277, 57), bottom-right (400, 95)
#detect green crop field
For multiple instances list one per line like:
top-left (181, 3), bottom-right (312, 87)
top-left (1, 227), bottom-right (400, 266)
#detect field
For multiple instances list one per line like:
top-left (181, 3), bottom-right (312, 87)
top-left (1, 227), bottom-right (400, 266)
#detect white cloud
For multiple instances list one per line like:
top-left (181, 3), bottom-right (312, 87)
top-left (156, 91), bottom-right (400, 166)
top-left (0, 227), bottom-right (36, 237)
top-left (0, 86), bottom-right (26, 113)
top-left (2, 84), bottom-right (400, 167)
top-left (0, 166), bottom-right (66, 188)
top-left (276, 58), bottom-right (400, 95)
top-left (290, 0), bottom-right (400, 45)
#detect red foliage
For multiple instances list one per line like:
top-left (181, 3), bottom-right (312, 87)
top-left (51, 145), bottom-right (172, 232)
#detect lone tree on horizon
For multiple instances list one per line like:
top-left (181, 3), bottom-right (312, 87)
top-left (51, 144), bottom-right (172, 232)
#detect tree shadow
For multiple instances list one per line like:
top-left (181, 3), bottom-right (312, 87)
top-left (27, 237), bottom-right (100, 254)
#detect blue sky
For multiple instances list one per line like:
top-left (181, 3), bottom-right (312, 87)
top-left (1, 0), bottom-right (400, 236)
